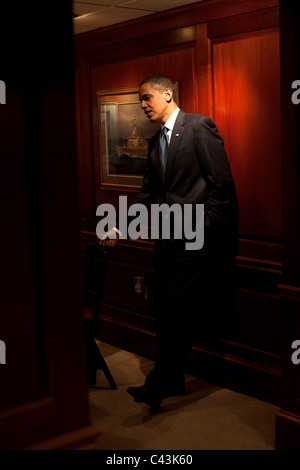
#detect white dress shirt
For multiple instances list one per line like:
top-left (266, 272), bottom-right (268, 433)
top-left (163, 107), bottom-right (180, 144)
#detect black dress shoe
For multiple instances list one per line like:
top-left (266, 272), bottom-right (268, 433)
top-left (127, 379), bottom-right (186, 410)
top-left (127, 385), bottom-right (163, 411)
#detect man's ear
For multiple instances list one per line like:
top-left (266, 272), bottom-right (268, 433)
top-left (165, 87), bottom-right (173, 102)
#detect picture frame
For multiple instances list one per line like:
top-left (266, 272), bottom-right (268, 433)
top-left (97, 87), bottom-right (158, 190)
top-left (97, 84), bottom-right (178, 190)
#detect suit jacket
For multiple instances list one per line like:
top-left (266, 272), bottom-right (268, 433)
top-left (133, 110), bottom-right (239, 257)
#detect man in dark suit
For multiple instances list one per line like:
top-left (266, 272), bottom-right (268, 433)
top-left (101, 74), bottom-right (238, 411)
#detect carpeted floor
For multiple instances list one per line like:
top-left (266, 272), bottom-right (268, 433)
top-left (88, 341), bottom-right (279, 451)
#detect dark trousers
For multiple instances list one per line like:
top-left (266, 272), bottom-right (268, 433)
top-left (145, 240), bottom-right (207, 388)
top-left (146, 239), bottom-right (237, 389)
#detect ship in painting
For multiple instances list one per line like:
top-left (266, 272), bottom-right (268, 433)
top-left (116, 116), bottom-right (148, 159)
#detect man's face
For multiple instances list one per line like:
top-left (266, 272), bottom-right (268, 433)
top-left (139, 83), bottom-right (170, 124)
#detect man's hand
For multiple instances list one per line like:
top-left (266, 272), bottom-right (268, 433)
top-left (99, 229), bottom-right (119, 248)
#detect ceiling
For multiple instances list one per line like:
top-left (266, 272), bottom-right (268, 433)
top-left (72, 0), bottom-right (204, 35)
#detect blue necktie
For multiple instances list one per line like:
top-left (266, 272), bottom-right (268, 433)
top-left (160, 126), bottom-right (169, 172)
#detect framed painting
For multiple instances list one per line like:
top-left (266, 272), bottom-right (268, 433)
top-left (97, 87), bottom-right (160, 190)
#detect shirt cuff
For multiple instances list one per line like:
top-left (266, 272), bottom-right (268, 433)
top-left (112, 227), bottom-right (122, 238)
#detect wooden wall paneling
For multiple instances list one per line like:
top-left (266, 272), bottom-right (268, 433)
top-left (207, 5), bottom-right (279, 38)
top-left (187, 334), bottom-right (281, 405)
top-left (195, 23), bottom-right (213, 117)
top-left (210, 27), bottom-right (282, 239)
top-left (74, 57), bottom-right (96, 231)
top-left (0, 2), bottom-right (98, 449)
top-left (102, 260), bottom-right (155, 316)
top-left (192, 7), bottom-right (283, 402)
top-left (85, 27), bottom-right (197, 66)
top-left (275, 0), bottom-right (300, 450)
top-left (206, 9), bottom-right (283, 369)
top-left (98, 303), bottom-right (159, 365)
top-left (276, 286), bottom-right (300, 449)
top-left (235, 288), bottom-right (282, 353)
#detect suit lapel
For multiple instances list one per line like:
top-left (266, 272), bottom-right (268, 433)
top-left (165, 110), bottom-right (185, 185)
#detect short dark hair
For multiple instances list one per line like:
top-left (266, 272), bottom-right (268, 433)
top-left (139, 74), bottom-right (177, 103)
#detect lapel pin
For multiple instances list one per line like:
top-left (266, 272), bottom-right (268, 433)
top-left (176, 133), bottom-right (180, 136)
